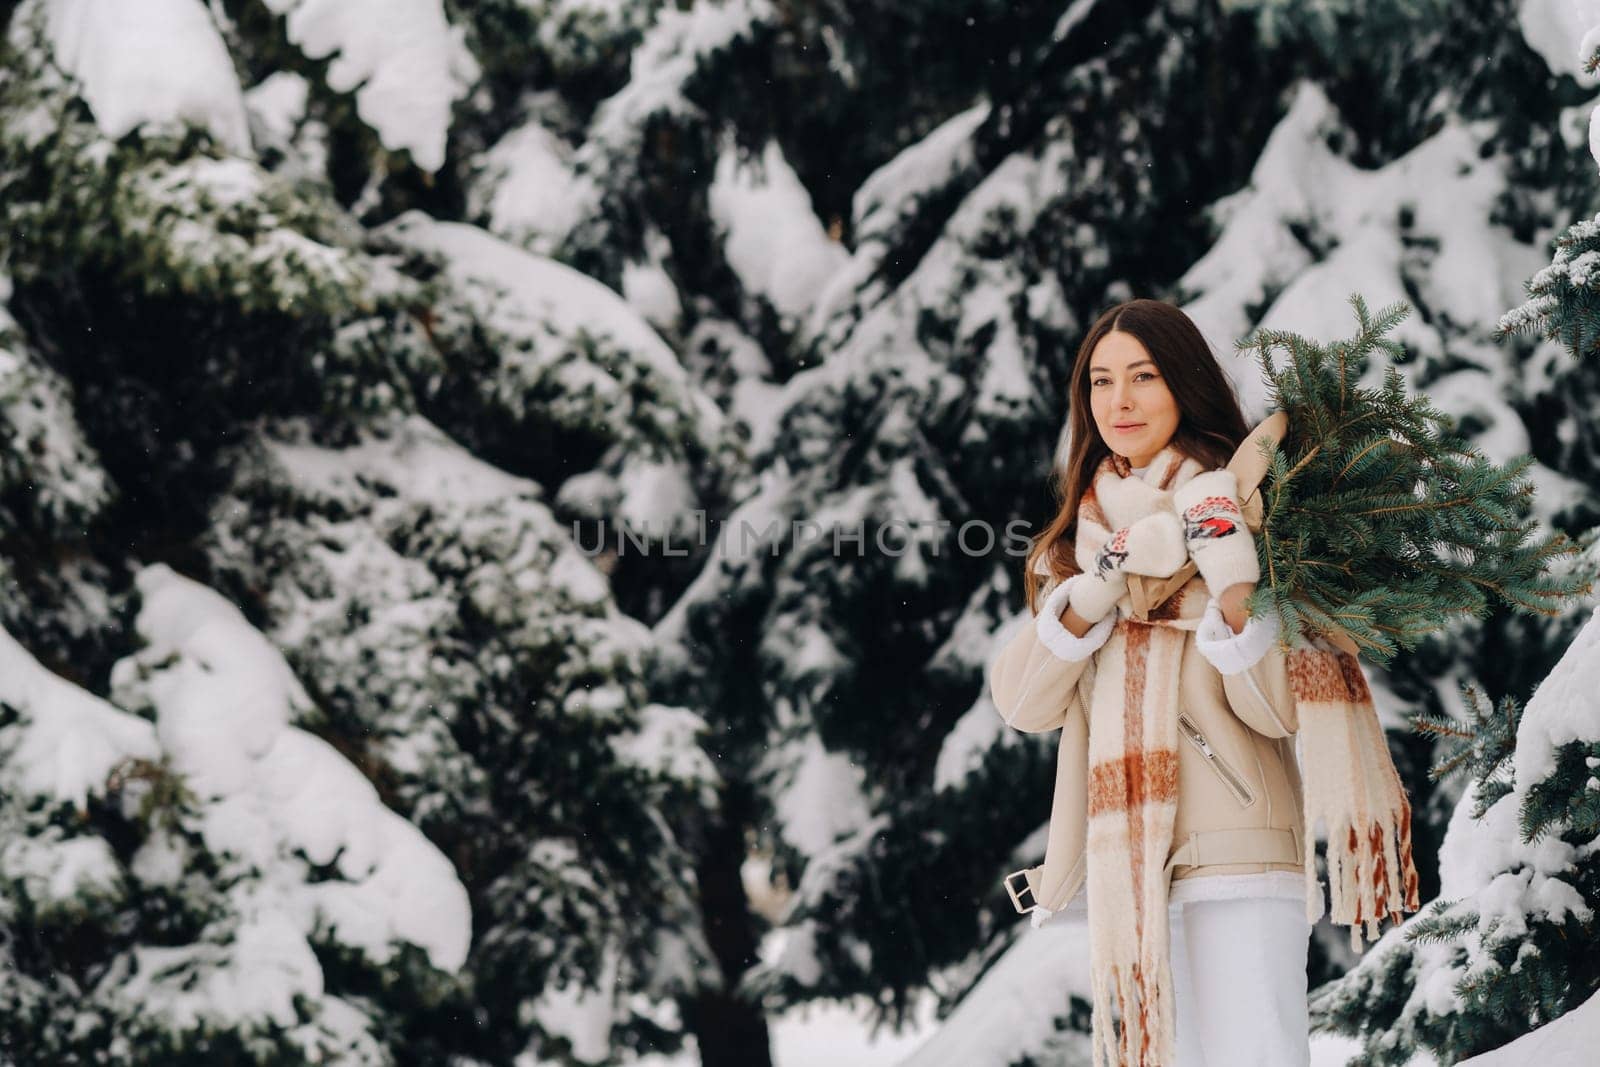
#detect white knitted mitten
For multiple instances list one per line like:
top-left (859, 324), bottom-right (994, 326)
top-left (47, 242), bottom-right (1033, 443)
top-left (1171, 470), bottom-right (1260, 596)
top-left (1068, 511), bottom-right (1188, 622)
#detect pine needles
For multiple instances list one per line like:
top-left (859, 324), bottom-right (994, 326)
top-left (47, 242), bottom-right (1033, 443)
top-left (1239, 294), bottom-right (1592, 665)
top-left (1496, 211), bottom-right (1600, 359)
top-left (1411, 682), bottom-right (1521, 816)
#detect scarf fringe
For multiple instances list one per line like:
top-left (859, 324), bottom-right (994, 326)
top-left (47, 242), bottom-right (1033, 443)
top-left (1322, 807), bottom-right (1422, 952)
top-left (1291, 651), bottom-right (1423, 952)
top-left (1091, 958), bottom-right (1176, 1067)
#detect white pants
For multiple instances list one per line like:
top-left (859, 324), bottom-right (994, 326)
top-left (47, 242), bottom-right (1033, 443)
top-left (1169, 897), bottom-right (1312, 1067)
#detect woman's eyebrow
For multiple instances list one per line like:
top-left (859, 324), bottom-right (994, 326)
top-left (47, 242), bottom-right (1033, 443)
top-left (1088, 359), bottom-right (1156, 372)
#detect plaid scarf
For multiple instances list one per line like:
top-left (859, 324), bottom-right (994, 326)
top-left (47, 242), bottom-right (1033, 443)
top-left (1073, 444), bottom-right (1420, 1067)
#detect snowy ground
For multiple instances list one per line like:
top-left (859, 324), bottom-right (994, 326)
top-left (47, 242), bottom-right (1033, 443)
top-left (637, 996), bottom-right (938, 1067)
top-left (636, 984), bottom-right (1402, 1067)
top-left (640, 903), bottom-right (1598, 1066)
top-left (1305, 986), bottom-right (1600, 1067)
top-left (634, 992), bottom-right (1596, 1067)
top-left (773, 999), bottom-right (939, 1067)
top-left (1455, 987), bottom-right (1600, 1064)
top-left (1309, 1032), bottom-right (1382, 1067)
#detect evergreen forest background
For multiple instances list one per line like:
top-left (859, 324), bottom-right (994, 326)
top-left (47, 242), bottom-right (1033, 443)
top-left (3, 0), bottom-right (1600, 1064)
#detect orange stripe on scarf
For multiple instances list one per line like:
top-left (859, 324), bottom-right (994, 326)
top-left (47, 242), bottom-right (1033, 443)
top-left (1087, 751), bottom-right (1180, 816)
top-left (1286, 646), bottom-right (1371, 703)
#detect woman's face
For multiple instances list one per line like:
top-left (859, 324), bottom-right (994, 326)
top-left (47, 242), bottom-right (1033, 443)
top-left (1087, 330), bottom-right (1181, 470)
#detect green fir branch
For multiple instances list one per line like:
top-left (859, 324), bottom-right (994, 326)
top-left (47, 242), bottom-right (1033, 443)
top-left (1235, 294), bottom-right (1594, 664)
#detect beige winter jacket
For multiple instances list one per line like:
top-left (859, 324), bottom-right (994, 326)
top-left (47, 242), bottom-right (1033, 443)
top-left (989, 415), bottom-right (1307, 919)
top-left (989, 581), bottom-right (1305, 917)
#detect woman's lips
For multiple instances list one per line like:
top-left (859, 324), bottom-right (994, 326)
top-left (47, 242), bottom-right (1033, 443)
top-left (1113, 423), bottom-right (1145, 432)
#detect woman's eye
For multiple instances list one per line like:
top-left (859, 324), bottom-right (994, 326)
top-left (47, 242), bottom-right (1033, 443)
top-left (1135, 372), bottom-right (1156, 382)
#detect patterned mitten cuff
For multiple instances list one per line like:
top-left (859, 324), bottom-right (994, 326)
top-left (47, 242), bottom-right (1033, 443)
top-left (1172, 470), bottom-right (1260, 594)
top-left (1066, 553), bottom-right (1128, 623)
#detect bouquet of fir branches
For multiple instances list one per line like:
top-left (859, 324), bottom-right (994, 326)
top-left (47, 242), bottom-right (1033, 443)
top-left (1238, 295), bottom-right (1591, 665)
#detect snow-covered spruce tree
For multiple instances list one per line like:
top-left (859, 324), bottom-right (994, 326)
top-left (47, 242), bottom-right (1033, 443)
top-left (1497, 180), bottom-right (1600, 524)
top-left (0, 0), bottom-right (435, 515)
top-left (1309, 608), bottom-right (1600, 1064)
top-left (1498, 214), bottom-right (1600, 364)
top-left (0, 561), bottom-right (472, 1063)
top-left (1, 2), bottom-right (734, 1063)
top-left (1489, 0), bottom-right (1600, 553)
top-left (0, 279), bottom-right (119, 669)
top-left (205, 0), bottom-right (482, 220)
top-left (202, 413), bottom-right (722, 1064)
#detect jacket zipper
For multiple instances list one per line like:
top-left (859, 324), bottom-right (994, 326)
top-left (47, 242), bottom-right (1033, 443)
top-left (1177, 714), bottom-right (1256, 807)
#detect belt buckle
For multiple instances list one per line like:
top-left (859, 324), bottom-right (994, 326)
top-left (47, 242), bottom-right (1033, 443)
top-left (1003, 868), bottom-right (1038, 914)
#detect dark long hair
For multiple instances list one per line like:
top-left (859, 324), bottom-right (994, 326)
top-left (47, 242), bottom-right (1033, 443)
top-left (1023, 299), bottom-right (1251, 613)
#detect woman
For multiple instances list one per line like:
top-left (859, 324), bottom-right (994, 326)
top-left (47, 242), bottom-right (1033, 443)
top-left (989, 299), bottom-right (1314, 1067)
